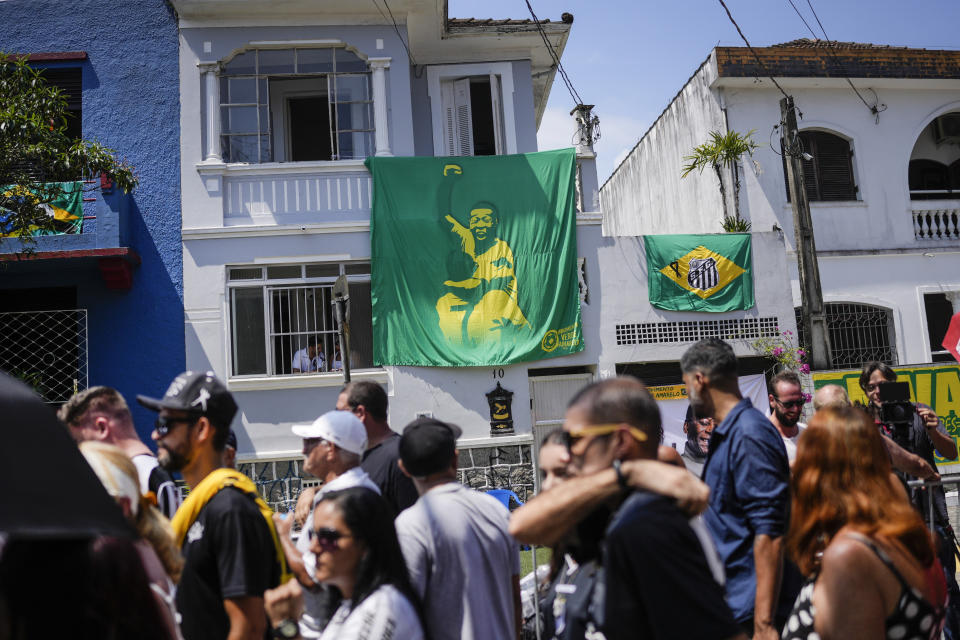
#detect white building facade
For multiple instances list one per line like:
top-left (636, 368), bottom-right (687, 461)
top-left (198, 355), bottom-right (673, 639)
top-left (602, 40), bottom-right (960, 372)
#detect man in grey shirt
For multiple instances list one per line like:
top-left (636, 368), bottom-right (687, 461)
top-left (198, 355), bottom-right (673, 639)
top-left (395, 417), bottom-right (521, 640)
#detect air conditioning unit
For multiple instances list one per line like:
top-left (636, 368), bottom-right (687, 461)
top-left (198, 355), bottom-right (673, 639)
top-left (933, 114), bottom-right (960, 145)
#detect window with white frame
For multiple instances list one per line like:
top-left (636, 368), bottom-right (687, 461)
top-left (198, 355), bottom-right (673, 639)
top-left (228, 263), bottom-right (373, 376)
top-left (219, 47), bottom-right (374, 163)
top-left (428, 63), bottom-right (516, 157)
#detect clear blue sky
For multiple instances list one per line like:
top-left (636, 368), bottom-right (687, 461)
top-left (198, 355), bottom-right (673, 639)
top-left (451, 0), bottom-right (960, 184)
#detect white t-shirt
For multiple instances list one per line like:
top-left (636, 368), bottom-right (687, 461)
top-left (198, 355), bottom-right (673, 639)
top-left (312, 352), bottom-right (327, 372)
top-left (296, 467), bottom-right (381, 638)
top-left (395, 483), bottom-right (520, 640)
top-left (781, 423), bottom-right (807, 463)
top-left (319, 584), bottom-right (423, 640)
top-left (292, 348), bottom-right (315, 372)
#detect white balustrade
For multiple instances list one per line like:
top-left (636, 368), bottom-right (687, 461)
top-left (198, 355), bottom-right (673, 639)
top-left (912, 207), bottom-right (960, 240)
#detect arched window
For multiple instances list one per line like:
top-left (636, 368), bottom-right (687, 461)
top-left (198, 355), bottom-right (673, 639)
top-left (219, 47), bottom-right (373, 163)
top-left (795, 303), bottom-right (897, 368)
top-left (783, 131), bottom-right (857, 202)
top-left (909, 159), bottom-right (951, 195)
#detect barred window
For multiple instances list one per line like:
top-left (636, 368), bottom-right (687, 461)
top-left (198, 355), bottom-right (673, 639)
top-left (219, 47), bottom-right (374, 163)
top-left (228, 263), bottom-right (373, 376)
top-left (795, 303), bottom-right (897, 368)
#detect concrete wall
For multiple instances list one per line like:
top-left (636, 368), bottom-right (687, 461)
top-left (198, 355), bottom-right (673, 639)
top-left (600, 57), bottom-right (727, 237)
top-left (595, 231), bottom-right (798, 374)
top-left (2, 0), bottom-right (184, 440)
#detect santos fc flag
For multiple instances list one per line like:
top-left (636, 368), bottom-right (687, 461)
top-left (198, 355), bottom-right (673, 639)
top-left (644, 233), bottom-right (754, 312)
top-left (366, 149), bottom-right (583, 367)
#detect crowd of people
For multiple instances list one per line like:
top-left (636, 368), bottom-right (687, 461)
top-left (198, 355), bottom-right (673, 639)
top-left (0, 337), bottom-right (957, 640)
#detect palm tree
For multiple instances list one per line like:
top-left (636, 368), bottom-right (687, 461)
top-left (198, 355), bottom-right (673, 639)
top-left (681, 129), bottom-right (759, 231)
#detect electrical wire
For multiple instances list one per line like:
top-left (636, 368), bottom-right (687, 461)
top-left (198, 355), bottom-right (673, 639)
top-left (785, 0), bottom-right (886, 119)
top-left (522, 0), bottom-right (583, 107)
top-left (715, 0), bottom-right (791, 101)
top-left (371, 0), bottom-right (417, 67)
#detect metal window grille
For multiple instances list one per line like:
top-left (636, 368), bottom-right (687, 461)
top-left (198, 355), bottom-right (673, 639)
top-left (0, 309), bottom-right (88, 403)
top-left (219, 47), bottom-right (374, 163)
top-left (614, 317), bottom-right (781, 346)
top-left (794, 303), bottom-right (898, 368)
top-left (268, 285), bottom-right (340, 375)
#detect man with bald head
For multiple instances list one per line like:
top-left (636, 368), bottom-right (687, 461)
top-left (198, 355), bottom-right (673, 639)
top-left (812, 384), bottom-right (850, 411)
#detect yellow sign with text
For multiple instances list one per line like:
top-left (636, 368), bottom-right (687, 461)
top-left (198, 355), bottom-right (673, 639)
top-left (813, 364), bottom-right (960, 466)
top-left (648, 383), bottom-right (688, 401)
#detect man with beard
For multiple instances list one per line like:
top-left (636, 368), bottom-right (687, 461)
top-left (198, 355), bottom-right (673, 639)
top-left (766, 371), bottom-right (806, 464)
top-left (681, 339), bottom-right (799, 639)
top-left (139, 371), bottom-right (286, 640)
top-left (680, 404), bottom-right (713, 477)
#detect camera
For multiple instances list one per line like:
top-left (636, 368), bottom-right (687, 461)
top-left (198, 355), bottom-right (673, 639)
top-left (878, 381), bottom-right (914, 448)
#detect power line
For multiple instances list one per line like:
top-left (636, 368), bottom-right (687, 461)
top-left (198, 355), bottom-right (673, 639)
top-left (371, 0), bottom-right (417, 67)
top-left (522, 0), bottom-right (583, 107)
top-left (715, 0), bottom-right (791, 101)
top-left (784, 0), bottom-right (886, 119)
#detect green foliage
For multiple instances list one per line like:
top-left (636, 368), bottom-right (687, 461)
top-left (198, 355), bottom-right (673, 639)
top-left (751, 330), bottom-right (811, 375)
top-left (681, 129), bottom-right (759, 232)
top-left (0, 54), bottom-right (137, 245)
top-left (721, 216), bottom-right (752, 232)
top-left (681, 129), bottom-right (759, 178)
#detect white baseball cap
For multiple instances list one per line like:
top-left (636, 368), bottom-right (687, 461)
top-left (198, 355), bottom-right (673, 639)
top-left (291, 410), bottom-right (368, 455)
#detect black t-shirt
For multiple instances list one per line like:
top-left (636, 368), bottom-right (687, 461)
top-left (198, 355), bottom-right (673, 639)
top-left (602, 491), bottom-right (740, 640)
top-left (147, 464), bottom-right (181, 521)
top-left (176, 487), bottom-right (280, 640)
top-left (360, 432), bottom-right (418, 515)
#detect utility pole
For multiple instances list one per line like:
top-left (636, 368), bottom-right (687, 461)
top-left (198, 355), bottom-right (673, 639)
top-left (780, 96), bottom-right (832, 370)
top-left (332, 275), bottom-right (352, 382)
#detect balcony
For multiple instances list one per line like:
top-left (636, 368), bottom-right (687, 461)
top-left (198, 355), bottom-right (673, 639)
top-left (0, 179), bottom-right (139, 289)
top-left (911, 197), bottom-right (960, 241)
top-left (197, 160), bottom-right (371, 227)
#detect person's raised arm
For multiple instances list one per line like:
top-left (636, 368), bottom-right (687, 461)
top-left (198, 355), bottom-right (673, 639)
top-left (918, 406), bottom-right (957, 460)
top-left (509, 461), bottom-right (708, 546)
top-left (882, 435), bottom-right (939, 480)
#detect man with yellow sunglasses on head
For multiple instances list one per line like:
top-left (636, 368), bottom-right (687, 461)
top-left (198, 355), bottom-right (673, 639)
top-left (510, 377), bottom-right (741, 640)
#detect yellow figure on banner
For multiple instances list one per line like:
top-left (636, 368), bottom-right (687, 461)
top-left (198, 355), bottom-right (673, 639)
top-left (436, 200), bottom-right (530, 344)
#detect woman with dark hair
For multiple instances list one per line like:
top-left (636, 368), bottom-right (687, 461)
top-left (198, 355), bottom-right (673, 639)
top-left (265, 486), bottom-right (425, 640)
top-left (783, 405), bottom-right (946, 640)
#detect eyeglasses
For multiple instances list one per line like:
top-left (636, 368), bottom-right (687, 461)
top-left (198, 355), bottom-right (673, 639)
top-left (563, 423), bottom-right (648, 450)
top-left (302, 437), bottom-right (329, 453)
top-left (154, 414), bottom-right (199, 437)
top-left (773, 397), bottom-right (806, 409)
top-left (307, 526), bottom-right (352, 552)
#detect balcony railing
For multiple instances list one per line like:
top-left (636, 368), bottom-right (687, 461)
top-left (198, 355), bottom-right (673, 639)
top-left (912, 200), bottom-right (960, 241)
top-left (198, 160), bottom-right (371, 226)
top-left (0, 178), bottom-right (129, 255)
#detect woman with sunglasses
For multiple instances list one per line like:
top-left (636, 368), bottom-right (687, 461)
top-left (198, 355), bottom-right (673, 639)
top-left (783, 405), bottom-right (946, 640)
top-left (266, 487), bottom-right (426, 640)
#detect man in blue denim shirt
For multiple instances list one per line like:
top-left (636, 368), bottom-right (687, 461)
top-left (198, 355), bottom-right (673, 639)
top-left (681, 339), bottom-right (797, 639)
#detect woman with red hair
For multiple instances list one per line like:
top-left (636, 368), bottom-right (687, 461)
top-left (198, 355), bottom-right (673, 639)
top-left (783, 405), bottom-right (946, 640)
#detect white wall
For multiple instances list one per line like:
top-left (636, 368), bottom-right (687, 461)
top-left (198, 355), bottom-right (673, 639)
top-left (595, 231), bottom-right (798, 374)
top-left (600, 57), bottom-right (728, 237)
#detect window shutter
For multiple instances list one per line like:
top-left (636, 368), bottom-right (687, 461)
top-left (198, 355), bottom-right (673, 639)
top-left (440, 80), bottom-right (457, 156)
top-left (453, 78), bottom-right (474, 156)
top-left (812, 132), bottom-right (856, 201)
top-left (489, 73), bottom-right (505, 155)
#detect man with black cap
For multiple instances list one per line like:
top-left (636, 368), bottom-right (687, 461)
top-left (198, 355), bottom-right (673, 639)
top-left (138, 371), bottom-right (287, 640)
top-left (395, 417), bottom-right (521, 640)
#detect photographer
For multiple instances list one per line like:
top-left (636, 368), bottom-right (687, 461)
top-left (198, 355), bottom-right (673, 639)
top-left (860, 361), bottom-right (959, 639)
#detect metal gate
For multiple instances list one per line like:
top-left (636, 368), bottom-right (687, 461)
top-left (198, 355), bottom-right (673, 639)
top-left (0, 309), bottom-right (88, 403)
top-left (529, 372), bottom-right (594, 493)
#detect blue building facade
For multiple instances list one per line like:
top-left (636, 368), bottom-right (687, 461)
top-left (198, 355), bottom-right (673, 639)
top-left (1, 0), bottom-right (184, 442)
